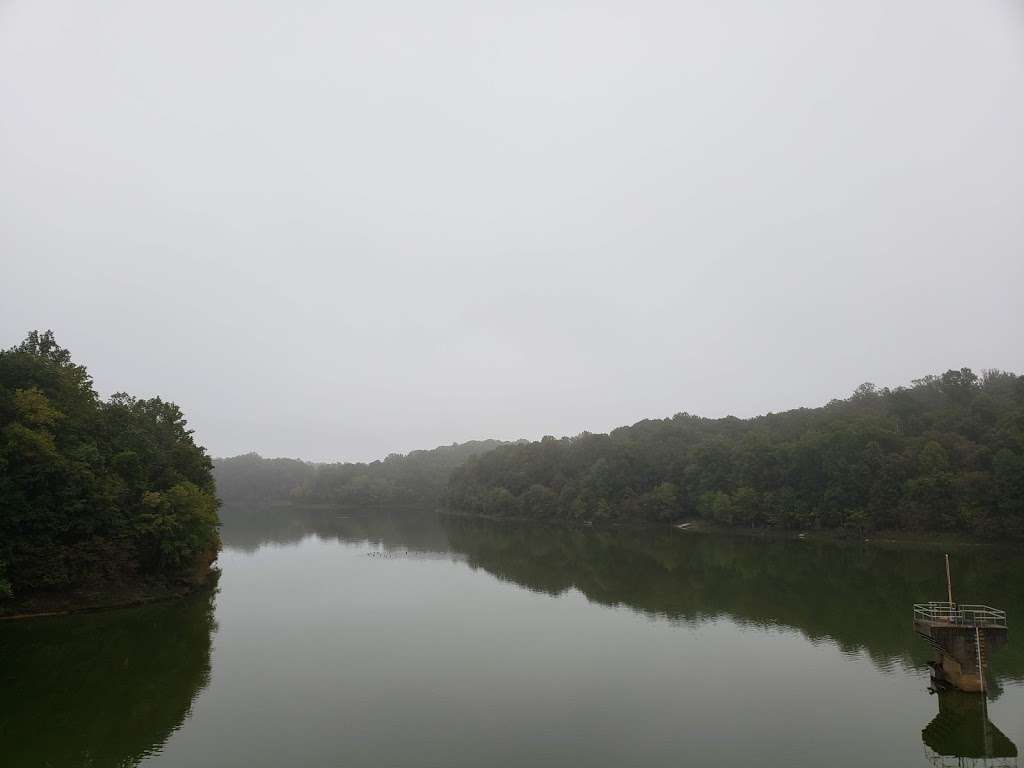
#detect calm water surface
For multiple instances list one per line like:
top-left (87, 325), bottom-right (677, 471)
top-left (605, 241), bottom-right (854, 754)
top-left (2, 507), bottom-right (1023, 767)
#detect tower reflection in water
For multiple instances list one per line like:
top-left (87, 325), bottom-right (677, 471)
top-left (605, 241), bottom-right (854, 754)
top-left (922, 690), bottom-right (1019, 768)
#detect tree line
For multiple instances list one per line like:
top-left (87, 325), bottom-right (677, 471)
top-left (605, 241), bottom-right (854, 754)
top-left (0, 331), bottom-right (220, 605)
top-left (444, 369), bottom-right (1024, 537)
top-left (213, 439), bottom-right (507, 507)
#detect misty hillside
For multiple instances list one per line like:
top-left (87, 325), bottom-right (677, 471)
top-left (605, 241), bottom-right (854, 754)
top-left (214, 440), bottom-right (507, 506)
top-left (444, 369), bottom-right (1024, 537)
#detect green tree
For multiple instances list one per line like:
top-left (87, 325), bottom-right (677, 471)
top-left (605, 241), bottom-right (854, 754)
top-left (0, 331), bottom-right (221, 605)
top-left (443, 367), bottom-right (1024, 537)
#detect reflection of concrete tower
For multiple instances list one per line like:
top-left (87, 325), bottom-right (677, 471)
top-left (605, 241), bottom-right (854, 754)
top-left (922, 689), bottom-right (1019, 768)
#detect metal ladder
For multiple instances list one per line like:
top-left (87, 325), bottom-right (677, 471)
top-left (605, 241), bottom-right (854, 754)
top-left (974, 627), bottom-right (987, 694)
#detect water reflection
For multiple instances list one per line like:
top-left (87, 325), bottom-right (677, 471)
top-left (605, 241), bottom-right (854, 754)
top-left (0, 579), bottom-right (218, 768)
top-left (220, 505), bottom-right (1024, 687)
top-left (442, 516), bottom-right (1024, 688)
top-left (922, 690), bottom-right (1019, 767)
top-left (219, 503), bottom-right (453, 555)
top-left (2, 507), bottom-right (1021, 768)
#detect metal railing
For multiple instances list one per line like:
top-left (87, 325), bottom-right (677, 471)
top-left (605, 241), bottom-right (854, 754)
top-left (914, 602), bottom-right (1007, 629)
top-left (925, 750), bottom-right (1019, 768)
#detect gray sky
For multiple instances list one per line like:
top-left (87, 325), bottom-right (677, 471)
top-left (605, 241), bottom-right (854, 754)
top-left (2, 0), bottom-right (1023, 462)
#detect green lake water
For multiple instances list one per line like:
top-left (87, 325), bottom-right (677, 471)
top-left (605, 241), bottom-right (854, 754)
top-left (2, 507), bottom-right (1022, 767)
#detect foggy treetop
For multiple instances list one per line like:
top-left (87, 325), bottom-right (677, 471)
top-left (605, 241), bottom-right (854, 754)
top-left (0, 332), bottom-right (221, 605)
top-left (445, 368), bottom-right (1024, 536)
top-left (218, 368), bottom-right (1024, 537)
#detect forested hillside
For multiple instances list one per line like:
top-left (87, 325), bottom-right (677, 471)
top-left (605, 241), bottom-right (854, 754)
top-left (214, 440), bottom-right (506, 506)
top-left (445, 369), bottom-right (1024, 537)
top-left (0, 332), bottom-right (220, 608)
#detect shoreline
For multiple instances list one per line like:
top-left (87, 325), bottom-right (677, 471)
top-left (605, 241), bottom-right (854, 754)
top-left (0, 568), bottom-right (221, 622)
top-left (439, 509), bottom-right (1015, 550)
top-left (667, 519), bottom-right (1015, 550)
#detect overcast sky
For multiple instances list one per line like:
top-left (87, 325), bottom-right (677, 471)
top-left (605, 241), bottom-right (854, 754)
top-left (2, 0), bottom-right (1022, 462)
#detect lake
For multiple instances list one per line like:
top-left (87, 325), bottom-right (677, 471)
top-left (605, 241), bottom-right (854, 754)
top-left (2, 507), bottom-right (1022, 767)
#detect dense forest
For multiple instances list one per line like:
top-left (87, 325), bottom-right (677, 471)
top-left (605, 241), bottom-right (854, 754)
top-left (0, 331), bottom-right (220, 609)
top-left (213, 439), bottom-right (506, 506)
top-left (445, 369), bottom-right (1024, 537)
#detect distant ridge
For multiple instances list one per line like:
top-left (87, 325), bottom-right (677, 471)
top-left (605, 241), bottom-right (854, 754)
top-left (443, 368), bottom-right (1024, 537)
top-left (214, 439), bottom-right (506, 506)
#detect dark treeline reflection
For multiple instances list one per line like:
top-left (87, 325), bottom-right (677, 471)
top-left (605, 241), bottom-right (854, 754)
top-left (222, 506), bottom-right (1024, 689)
top-left (0, 581), bottom-right (217, 767)
top-left (441, 517), bottom-right (1024, 690)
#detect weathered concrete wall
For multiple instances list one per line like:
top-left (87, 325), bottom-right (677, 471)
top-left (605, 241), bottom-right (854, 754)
top-left (914, 622), bottom-right (1007, 693)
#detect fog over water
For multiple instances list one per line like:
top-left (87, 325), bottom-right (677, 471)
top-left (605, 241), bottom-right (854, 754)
top-left (2, 0), bottom-right (1022, 461)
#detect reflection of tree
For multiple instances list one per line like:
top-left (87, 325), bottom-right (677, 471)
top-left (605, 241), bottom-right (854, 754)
top-left (219, 504), bottom-right (453, 555)
top-left (0, 579), bottom-right (218, 768)
top-left (922, 690), bottom-right (1019, 768)
top-left (221, 504), bottom-right (1024, 686)
top-left (440, 516), bottom-right (1024, 684)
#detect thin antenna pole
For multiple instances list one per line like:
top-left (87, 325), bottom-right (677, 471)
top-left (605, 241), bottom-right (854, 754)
top-left (945, 553), bottom-right (954, 606)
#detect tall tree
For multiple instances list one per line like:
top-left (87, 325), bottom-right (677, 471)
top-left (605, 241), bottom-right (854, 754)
top-left (0, 331), bottom-right (220, 604)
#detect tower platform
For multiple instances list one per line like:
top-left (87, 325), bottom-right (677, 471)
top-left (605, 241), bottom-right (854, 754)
top-left (914, 602), bottom-right (1008, 693)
